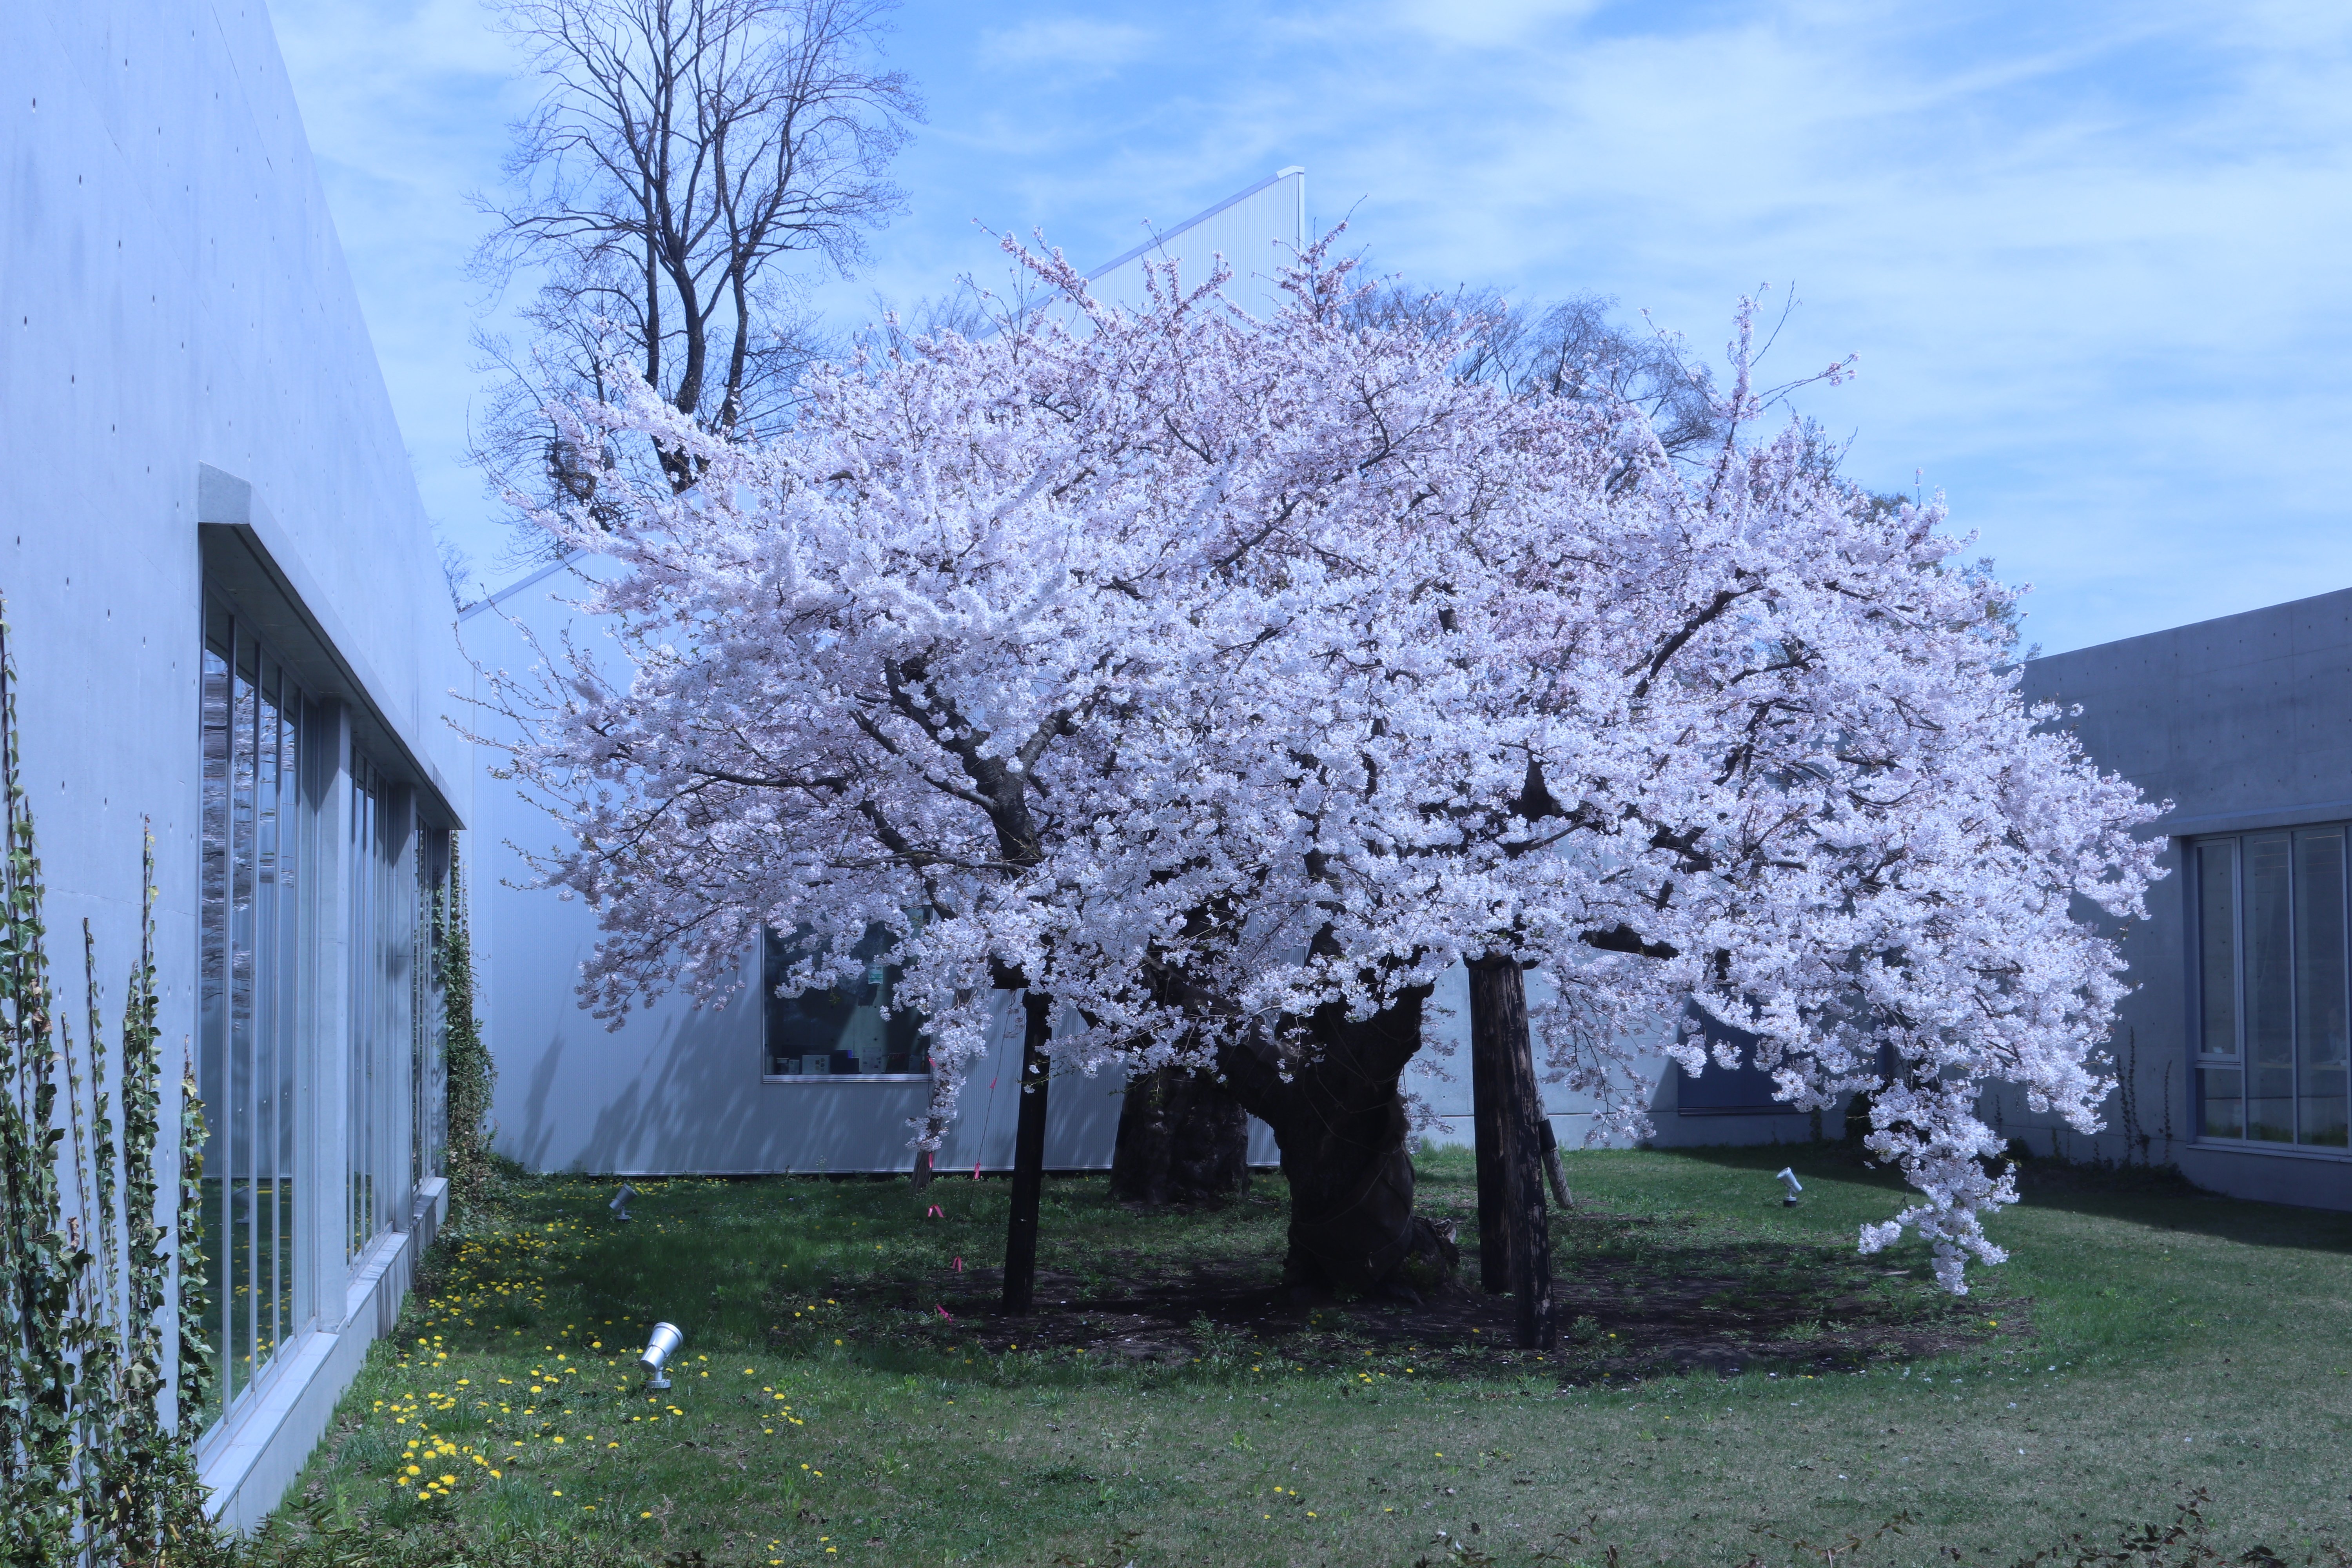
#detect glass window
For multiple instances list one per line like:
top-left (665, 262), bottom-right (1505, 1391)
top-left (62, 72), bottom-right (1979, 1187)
top-left (763, 924), bottom-right (929, 1077)
top-left (2245, 833), bottom-right (2294, 1142)
top-left (1673, 1003), bottom-right (1803, 1115)
top-left (2296, 830), bottom-right (2349, 1147)
top-left (2196, 828), bottom-right (2352, 1147)
top-left (414, 835), bottom-right (448, 1189)
top-left (2197, 840), bottom-right (2238, 1057)
top-left (194, 598), bottom-right (307, 1429)
top-left (347, 755), bottom-right (416, 1257)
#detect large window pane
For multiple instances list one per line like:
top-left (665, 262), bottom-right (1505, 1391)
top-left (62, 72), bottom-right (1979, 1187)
top-left (252, 670), bottom-right (280, 1370)
top-left (2295, 829), bottom-right (2350, 1147)
top-left (2244, 833), bottom-right (2295, 1142)
top-left (764, 923), bottom-right (929, 1076)
top-left (350, 759), bottom-right (380, 1259)
top-left (273, 677), bottom-right (300, 1365)
top-left (228, 644), bottom-right (258, 1397)
top-left (195, 605), bottom-right (309, 1434)
top-left (2200, 1067), bottom-right (2245, 1139)
top-left (195, 627), bottom-right (230, 1428)
top-left (198, 602), bottom-right (313, 1439)
top-left (347, 754), bottom-right (416, 1261)
top-left (2197, 840), bottom-right (2239, 1059)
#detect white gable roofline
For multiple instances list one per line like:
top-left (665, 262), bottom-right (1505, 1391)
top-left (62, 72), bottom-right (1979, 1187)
top-left (458, 548), bottom-right (596, 622)
top-left (1085, 165), bottom-right (1308, 282)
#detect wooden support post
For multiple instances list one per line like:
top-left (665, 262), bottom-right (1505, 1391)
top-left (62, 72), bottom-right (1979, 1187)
top-left (1001, 989), bottom-right (1053, 1316)
top-left (1538, 1119), bottom-right (1573, 1210)
top-left (1470, 956), bottom-right (1555, 1350)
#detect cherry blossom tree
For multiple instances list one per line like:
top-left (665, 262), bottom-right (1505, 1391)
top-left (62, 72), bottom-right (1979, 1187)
top-left (479, 240), bottom-right (2163, 1305)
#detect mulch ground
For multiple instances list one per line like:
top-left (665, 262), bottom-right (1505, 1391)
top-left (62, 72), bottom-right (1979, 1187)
top-left (784, 1206), bottom-right (2022, 1385)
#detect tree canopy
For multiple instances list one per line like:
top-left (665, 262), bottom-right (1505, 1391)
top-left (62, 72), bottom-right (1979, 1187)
top-left (483, 237), bottom-right (2163, 1293)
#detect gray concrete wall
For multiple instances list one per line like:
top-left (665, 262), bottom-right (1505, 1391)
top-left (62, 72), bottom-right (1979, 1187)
top-left (2, 0), bottom-right (466, 1530)
top-left (2013, 585), bottom-right (2352, 1199)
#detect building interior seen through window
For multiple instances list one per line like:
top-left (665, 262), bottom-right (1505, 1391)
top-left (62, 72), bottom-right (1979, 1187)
top-left (763, 924), bottom-right (929, 1076)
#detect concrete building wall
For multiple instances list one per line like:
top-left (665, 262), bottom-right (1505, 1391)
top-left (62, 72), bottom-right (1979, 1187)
top-left (2, 1), bottom-right (466, 1531)
top-left (2015, 585), bottom-right (2352, 1205)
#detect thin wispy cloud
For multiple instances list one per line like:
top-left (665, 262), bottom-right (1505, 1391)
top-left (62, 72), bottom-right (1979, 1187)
top-left (977, 18), bottom-right (1157, 73)
top-left (1384, 0), bottom-right (1603, 49)
top-left (271, 0), bottom-right (2352, 651)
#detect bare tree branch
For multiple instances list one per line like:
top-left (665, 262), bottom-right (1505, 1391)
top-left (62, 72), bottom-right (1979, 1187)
top-left (472, 0), bottom-right (922, 548)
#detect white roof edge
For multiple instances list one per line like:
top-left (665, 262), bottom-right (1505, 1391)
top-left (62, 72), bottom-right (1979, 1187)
top-left (1085, 165), bottom-right (1307, 282)
top-left (457, 546), bottom-right (599, 622)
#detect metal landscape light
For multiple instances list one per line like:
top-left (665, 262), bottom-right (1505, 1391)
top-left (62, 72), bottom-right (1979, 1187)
top-left (639, 1322), bottom-right (684, 1390)
top-left (610, 1183), bottom-right (636, 1222)
top-left (1775, 1167), bottom-right (1803, 1207)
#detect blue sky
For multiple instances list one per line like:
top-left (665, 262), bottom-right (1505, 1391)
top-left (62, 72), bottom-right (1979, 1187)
top-left (272, 0), bottom-right (2352, 653)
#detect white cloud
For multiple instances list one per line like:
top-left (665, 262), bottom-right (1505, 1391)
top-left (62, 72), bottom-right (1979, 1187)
top-left (268, 0), bottom-right (2352, 642)
top-left (977, 18), bottom-right (1156, 74)
top-left (1385, 0), bottom-right (1601, 49)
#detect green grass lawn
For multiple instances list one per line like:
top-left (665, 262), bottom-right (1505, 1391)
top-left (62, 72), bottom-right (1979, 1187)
top-left (246, 1145), bottom-right (2352, 1568)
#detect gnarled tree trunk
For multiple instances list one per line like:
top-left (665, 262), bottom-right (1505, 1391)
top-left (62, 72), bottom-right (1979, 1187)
top-left (1111, 1066), bottom-right (1250, 1207)
top-left (1218, 986), bottom-right (1458, 1300)
top-left (1469, 956), bottom-right (1555, 1349)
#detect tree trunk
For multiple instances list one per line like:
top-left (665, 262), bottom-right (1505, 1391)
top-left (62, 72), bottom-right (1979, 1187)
top-left (1110, 1066), bottom-right (1250, 1207)
top-left (1001, 991), bottom-right (1052, 1316)
top-left (1216, 986), bottom-right (1458, 1300)
top-left (1470, 958), bottom-right (1556, 1350)
top-left (1470, 991), bottom-right (1511, 1293)
top-left (909, 1146), bottom-right (934, 1191)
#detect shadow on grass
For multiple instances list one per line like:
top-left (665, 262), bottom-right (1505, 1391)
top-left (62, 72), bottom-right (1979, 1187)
top-left (1668, 1139), bottom-right (2352, 1258)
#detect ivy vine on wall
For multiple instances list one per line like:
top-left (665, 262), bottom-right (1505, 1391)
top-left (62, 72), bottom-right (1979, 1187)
top-left (436, 839), bottom-right (494, 1218)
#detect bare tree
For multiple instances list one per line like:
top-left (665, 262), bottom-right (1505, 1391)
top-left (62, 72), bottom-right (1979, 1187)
top-left (473, 0), bottom-right (921, 531)
top-left (1344, 281), bottom-right (1730, 469)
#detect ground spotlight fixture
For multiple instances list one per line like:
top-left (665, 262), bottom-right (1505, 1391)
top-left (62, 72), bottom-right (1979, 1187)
top-left (639, 1322), bottom-right (684, 1389)
top-left (1775, 1167), bottom-right (1803, 1206)
top-left (610, 1183), bottom-right (636, 1222)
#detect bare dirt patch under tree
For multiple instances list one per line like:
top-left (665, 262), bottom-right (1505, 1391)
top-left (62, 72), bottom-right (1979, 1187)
top-left (800, 1201), bottom-right (2018, 1383)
